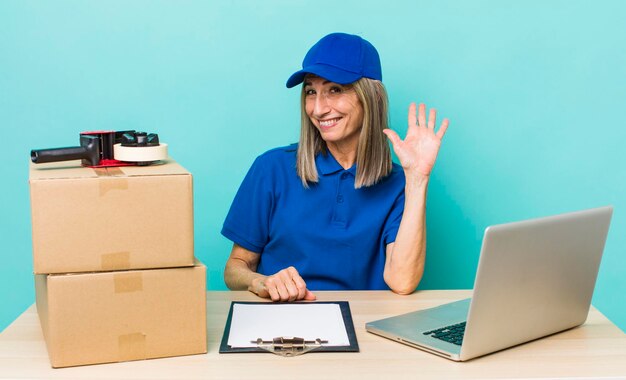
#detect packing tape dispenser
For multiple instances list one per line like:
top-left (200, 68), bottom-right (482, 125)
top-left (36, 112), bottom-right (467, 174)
top-left (30, 130), bottom-right (168, 167)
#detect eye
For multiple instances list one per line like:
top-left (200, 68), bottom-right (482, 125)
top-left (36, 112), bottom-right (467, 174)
top-left (329, 86), bottom-right (343, 94)
top-left (304, 88), bottom-right (316, 96)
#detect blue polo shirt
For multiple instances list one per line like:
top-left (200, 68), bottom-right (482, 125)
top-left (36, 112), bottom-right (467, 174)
top-left (221, 144), bottom-right (406, 290)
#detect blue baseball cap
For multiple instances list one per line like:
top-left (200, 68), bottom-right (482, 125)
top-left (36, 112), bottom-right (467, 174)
top-left (286, 32), bottom-right (382, 88)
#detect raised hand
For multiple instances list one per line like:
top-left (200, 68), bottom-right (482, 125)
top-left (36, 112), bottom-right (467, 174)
top-left (383, 103), bottom-right (449, 178)
top-left (250, 266), bottom-right (317, 302)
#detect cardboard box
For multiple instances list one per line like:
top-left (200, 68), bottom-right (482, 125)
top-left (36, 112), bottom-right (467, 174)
top-left (29, 159), bottom-right (194, 274)
top-left (35, 261), bottom-right (207, 368)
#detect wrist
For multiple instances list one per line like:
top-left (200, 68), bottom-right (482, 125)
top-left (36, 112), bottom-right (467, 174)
top-left (248, 275), bottom-right (267, 295)
top-left (404, 171), bottom-right (430, 187)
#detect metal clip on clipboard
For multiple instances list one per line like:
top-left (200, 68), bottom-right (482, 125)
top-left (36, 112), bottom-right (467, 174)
top-left (251, 337), bottom-right (329, 357)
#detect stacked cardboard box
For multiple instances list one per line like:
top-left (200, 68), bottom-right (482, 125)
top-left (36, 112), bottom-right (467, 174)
top-left (29, 159), bottom-right (207, 368)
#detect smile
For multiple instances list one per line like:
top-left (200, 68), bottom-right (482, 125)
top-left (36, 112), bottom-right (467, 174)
top-left (318, 118), bottom-right (342, 128)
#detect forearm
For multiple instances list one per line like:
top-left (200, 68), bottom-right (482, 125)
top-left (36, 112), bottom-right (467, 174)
top-left (384, 173), bottom-right (429, 294)
top-left (224, 257), bottom-right (266, 291)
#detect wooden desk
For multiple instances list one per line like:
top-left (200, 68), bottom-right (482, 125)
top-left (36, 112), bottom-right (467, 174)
top-left (1, 290), bottom-right (625, 379)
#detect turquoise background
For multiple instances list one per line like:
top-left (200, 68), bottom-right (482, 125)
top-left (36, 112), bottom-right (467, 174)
top-left (1, 0), bottom-right (625, 333)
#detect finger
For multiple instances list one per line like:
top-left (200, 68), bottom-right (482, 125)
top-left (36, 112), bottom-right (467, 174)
top-left (382, 129), bottom-right (401, 147)
top-left (279, 269), bottom-right (300, 302)
top-left (418, 103), bottom-right (427, 127)
top-left (265, 281), bottom-right (281, 302)
top-left (288, 269), bottom-right (308, 300)
top-left (436, 118), bottom-right (450, 140)
top-left (267, 274), bottom-right (290, 302)
top-left (428, 108), bottom-right (436, 130)
top-left (407, 102), bottom-right (417, 128)
top-left (304, 289), bottom-right (317, 301)
top-left (274, 280), bottom-right (291, 302)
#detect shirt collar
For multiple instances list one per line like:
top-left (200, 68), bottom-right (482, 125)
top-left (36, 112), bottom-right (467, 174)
top-left (316, 150), bottom-right (357, 176)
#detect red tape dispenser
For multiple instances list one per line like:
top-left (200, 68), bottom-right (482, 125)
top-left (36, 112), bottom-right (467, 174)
top-left (30, 130), bottom-right (168, 167)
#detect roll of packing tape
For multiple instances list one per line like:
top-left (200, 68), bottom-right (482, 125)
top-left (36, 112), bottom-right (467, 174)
top-left (113, 143), bottom-right (168, 162)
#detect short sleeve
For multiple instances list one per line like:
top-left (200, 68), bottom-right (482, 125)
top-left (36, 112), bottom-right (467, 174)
top-left (221, 156), bottom-right (274, 253)
top-left (381, 185), bottom-right (405, 246)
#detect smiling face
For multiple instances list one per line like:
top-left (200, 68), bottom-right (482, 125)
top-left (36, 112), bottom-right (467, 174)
top-left (303, 75), bottom-right (364, 153)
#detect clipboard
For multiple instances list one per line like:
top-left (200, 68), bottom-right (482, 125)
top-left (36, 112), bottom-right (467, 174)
top-left (219, 301), bottom-right (359, 355)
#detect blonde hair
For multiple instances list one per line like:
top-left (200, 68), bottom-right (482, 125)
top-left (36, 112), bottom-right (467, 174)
top-left (296, 77), bottom-right (392, 189)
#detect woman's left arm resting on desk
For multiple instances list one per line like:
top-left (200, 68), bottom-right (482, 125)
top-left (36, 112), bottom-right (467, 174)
top-left (382, 102), bottom-right (449, 294)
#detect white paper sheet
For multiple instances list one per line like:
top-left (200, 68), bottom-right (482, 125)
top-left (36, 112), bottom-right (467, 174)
top-left (227, 303), bottom-right (351, 348)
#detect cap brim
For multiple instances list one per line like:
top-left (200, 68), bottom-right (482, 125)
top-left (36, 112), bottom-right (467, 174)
top-left (286, 64), bottom-right (362, 88)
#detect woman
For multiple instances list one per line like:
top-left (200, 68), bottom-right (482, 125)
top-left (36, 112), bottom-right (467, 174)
top-left (222, 32), bottom-right (449, 301)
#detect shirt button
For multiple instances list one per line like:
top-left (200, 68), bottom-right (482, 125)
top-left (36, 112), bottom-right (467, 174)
top-left (340, 172), bottom-right (349, 180)
top-left (337, 195), bottom-right (344, 203)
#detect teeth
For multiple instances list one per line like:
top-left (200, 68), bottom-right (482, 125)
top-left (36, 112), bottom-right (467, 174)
top-left (320, 118), bottom-right (339, 127)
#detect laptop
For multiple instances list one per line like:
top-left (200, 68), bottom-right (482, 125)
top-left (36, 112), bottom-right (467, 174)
top-left (366, 206), bottom-right (613, 361)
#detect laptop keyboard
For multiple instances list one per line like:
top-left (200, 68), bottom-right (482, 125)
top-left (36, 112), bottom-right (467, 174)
top-left (423, 321), bottom-right (466, 346)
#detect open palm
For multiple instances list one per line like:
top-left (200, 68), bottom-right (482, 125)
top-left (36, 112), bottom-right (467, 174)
top-left (383, 103), bottom-right (449, 177)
